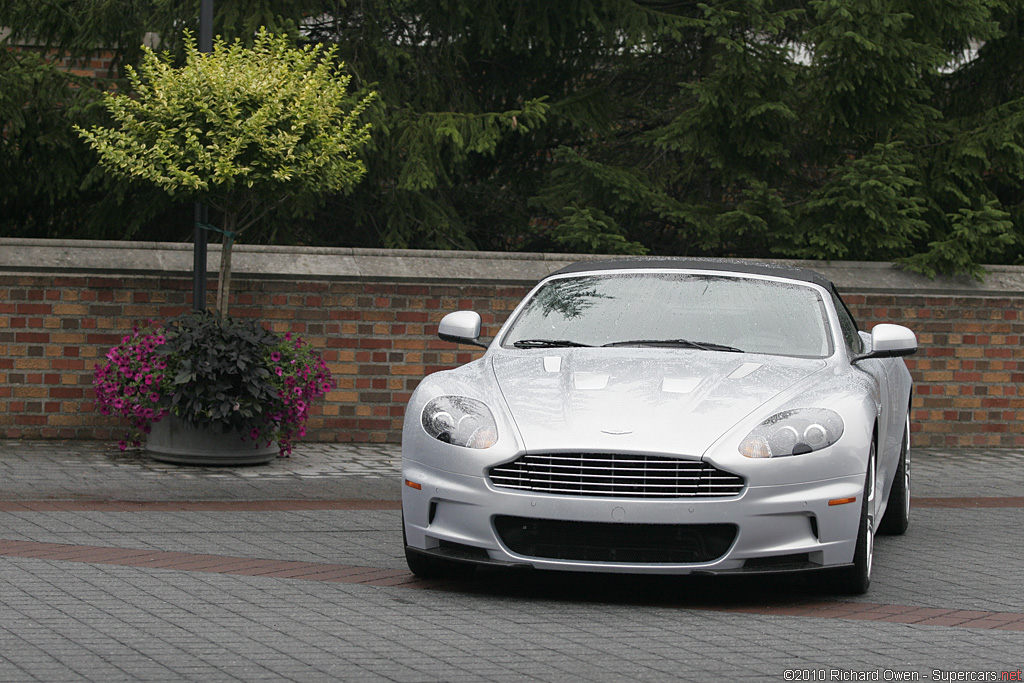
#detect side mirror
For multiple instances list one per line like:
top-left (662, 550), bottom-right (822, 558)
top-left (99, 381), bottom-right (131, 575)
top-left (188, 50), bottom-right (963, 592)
top-left (438, 310), bottom-right (488, 349)
top-left (855, 323), bottom-right (917, 361)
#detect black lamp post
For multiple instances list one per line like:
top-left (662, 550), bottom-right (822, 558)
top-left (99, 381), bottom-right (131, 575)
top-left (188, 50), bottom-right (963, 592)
top-left (192, 0), bottom-right (213, 312)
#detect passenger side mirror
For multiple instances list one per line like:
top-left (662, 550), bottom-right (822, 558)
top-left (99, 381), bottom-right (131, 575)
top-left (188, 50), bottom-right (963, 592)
top-left (854, 323), bottom-right (917, 361)
top-left (438, 310), bottom-right (488, 349)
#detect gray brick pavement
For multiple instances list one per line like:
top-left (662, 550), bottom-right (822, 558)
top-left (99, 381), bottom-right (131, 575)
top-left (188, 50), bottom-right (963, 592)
top-left (912, 447), bottom-right (1024, 497)
top-left (0, 510), bottom-right (406, 569)
top-left (1, 440), bottom-right (1023, 681)
top-left (0, 440), bottom-right (402, 501)
top-left (1, 560), bottom-right (1021, 682)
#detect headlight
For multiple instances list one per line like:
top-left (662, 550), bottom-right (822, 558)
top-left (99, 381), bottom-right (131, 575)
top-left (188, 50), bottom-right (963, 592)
top-left (421, 396), bottom-right (498, 449)
top-left (739, 408), bottom-right (844, 458)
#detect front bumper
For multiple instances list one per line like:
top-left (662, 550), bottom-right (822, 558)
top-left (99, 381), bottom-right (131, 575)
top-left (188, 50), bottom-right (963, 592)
top-left (402, 458), bottom-right (865, 575)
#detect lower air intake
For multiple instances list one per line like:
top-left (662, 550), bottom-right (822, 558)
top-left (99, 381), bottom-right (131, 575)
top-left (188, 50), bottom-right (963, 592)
top-left (493, 516), bottom-right (736, 564)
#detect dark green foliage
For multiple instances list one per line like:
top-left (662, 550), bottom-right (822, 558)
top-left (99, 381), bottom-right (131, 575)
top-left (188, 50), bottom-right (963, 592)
top-left (158, 312), bottom-right (279, 429)
top-left (3, 0), bottom-right (1024, 276)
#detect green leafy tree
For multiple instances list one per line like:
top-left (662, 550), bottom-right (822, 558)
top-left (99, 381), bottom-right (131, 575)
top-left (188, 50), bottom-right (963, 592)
top-left (75, 29), bottom-right (376, 316)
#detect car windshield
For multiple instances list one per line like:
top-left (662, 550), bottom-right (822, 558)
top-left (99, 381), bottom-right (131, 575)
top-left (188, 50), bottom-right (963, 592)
top-left (501, 272), bottom-right (834, 358)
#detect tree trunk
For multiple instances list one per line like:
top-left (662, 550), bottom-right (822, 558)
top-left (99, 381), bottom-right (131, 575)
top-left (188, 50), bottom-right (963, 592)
top-left (214, 213), bottom-right (237, 321)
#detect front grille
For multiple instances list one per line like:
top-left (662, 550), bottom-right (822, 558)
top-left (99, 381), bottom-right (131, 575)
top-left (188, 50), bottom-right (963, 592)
top-left (488, 452), bottom-right (745, 498)
top-left (494, 516), bottom-right (736, 563)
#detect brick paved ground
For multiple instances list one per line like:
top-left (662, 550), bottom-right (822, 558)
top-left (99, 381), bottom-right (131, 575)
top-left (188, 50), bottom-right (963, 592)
top-left (1, 440), bottom-right (1022, 681)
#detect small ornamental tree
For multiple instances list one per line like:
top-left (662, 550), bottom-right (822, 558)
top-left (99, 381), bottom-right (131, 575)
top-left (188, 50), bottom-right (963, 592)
top-left (77, 28), bottom-right (377, 317)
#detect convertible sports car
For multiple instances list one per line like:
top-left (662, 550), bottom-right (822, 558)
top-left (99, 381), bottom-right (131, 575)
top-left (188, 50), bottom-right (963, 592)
top-left (401, 258), bottom-right (916, 593)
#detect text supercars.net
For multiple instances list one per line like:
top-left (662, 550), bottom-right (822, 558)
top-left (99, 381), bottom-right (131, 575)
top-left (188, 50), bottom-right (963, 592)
top-left (784, 670), bottom-right (1023, 682)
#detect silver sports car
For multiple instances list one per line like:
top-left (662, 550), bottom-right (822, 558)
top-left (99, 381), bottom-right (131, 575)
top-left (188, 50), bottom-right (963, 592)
top-left (401, 258), bottom-right (916, 593)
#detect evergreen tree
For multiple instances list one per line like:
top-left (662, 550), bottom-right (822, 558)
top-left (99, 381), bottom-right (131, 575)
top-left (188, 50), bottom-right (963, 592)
top-left (2, 0), bottom-right (1022, 276)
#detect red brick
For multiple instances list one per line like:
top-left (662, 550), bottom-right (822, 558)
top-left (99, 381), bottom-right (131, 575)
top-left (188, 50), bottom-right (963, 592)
top-left (16, 304), bottom-right (52, 315)
top-left (0, 271), bottom-right (1019, 446)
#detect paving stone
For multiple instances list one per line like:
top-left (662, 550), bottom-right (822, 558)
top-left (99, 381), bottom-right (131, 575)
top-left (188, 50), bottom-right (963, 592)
top-left (1, 440), bottom-right (1023, 681)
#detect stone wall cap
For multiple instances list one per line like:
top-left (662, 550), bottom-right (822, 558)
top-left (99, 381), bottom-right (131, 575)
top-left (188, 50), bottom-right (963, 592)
top-left (0, 237), bottom-right (1021, 295)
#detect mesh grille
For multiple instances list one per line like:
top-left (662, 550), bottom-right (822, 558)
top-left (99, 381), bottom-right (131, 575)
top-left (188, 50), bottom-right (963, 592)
top-left (494, 516), bottom-right (736, 563)
top-left (488, 452), bottom-right (745, 498)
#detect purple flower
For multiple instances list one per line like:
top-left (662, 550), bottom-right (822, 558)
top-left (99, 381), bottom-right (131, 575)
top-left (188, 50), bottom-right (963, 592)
top-left (97, 317), bottom-right (333, 459)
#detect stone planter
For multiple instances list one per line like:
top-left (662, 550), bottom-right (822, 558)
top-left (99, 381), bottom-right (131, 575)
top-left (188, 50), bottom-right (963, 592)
top-left (147, 415), bottom-right (277, 466)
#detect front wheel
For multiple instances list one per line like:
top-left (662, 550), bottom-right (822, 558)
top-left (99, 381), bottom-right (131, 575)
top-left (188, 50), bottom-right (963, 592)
top-left (835, 446), bottom-right (876, 595)
top-left (405, 547), bottom-right (471, 579)
top-left (402, 513), bottom-right (473, 580)
top-left (879, 417), bottom-right (910, 536)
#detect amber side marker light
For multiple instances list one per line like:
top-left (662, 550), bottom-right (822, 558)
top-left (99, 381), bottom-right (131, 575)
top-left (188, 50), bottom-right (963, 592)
top-left (405, 479), bottom-right (422, 490)
top-left (828, 496), bottom-right (857, 506)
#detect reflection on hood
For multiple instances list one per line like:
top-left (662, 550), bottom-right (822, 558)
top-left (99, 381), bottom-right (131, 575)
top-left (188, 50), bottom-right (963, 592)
top-left (492, 349), bottom-right (827, 457)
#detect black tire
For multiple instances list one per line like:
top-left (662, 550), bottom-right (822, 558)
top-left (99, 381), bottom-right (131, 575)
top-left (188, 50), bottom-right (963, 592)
top-left (402, 513), bottom-right (472, 579)
top-left (405, 546), bottom-right (470, 579)
top-left (835, 446), bottom-right (875, 595)
top-left (879, 417), bottom-right (910, 536)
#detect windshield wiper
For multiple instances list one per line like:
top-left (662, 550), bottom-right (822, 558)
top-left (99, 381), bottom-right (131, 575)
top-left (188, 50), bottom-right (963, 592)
top-left (512, 339), bottom-right (593, 349)
top-left (602, 339), bottom-right (743, 353)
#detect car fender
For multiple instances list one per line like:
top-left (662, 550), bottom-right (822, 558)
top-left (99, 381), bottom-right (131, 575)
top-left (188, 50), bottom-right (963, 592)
top-left (401, 358), bottom-right (524, 477)
top-left (702, 368), bottom-right (879, 487)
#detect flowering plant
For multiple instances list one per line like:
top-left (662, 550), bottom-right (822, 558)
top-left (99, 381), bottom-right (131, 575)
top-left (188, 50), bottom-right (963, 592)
top-left (93, 326), bottom-right (170, 449)
top-left (94, 311), bottom-right (334, 456)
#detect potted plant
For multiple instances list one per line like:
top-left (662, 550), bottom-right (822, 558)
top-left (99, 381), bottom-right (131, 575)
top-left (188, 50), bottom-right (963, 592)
top-left (75, 32), bottom-right (368, 463)
top-left (94, 311), bottom-right (334, 464)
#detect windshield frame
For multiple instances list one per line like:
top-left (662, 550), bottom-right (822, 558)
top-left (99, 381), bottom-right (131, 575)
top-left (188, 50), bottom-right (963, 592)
top-left (496, 268), bottom-right (838, 360)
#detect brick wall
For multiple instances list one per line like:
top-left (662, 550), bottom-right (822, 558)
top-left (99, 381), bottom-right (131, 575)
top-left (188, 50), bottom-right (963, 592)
top-left (1, 239), bottom-right (1022, 448)
top-left (843, 293), bottom-right (1024, 448)
top-left (4, 23), bottom-right (131, 77)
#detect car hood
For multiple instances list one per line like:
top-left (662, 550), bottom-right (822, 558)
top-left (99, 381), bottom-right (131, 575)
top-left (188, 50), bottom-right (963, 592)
top-left (491, 350), bottom-right (827, 457)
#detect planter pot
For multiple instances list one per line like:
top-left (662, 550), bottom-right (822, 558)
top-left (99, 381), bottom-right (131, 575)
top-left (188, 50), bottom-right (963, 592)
top-left (147, 415), bottom-right (277, 466)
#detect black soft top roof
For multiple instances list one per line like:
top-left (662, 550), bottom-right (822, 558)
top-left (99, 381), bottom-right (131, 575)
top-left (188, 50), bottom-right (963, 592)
top-left (549, 257), bottom-right (836, 291)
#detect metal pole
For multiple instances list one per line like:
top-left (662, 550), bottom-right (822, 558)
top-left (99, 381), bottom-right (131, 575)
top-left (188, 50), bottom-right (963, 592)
top-left (192, 203), bottom-right (208, 312)
top-left (192, 0), bottom-right (214, 312)
top-left (199, 0), bottom-right (213, 51)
